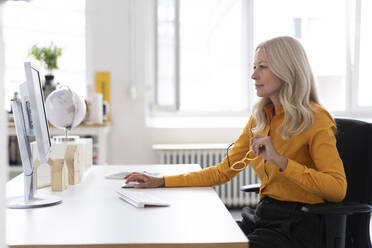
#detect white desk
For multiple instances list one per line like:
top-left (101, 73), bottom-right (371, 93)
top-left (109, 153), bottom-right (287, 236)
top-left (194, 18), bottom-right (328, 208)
top-left (6, 164), bottom-right (249, 248)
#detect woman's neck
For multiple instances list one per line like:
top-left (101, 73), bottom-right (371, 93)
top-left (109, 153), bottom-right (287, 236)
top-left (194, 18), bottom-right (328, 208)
top-left (270, 97), bottom-right (281, 116)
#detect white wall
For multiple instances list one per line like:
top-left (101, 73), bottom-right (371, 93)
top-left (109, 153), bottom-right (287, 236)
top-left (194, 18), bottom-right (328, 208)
top-left (86, 0), bottom-right (243, 165)
top-left (0, 4), bottom-right (7, 247)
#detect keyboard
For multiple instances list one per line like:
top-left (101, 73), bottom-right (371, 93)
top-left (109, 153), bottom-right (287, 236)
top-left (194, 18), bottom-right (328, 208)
top-left (116, 189), bottom-right (170, 208)
top-left (105, 171), bottom-right (160, 180)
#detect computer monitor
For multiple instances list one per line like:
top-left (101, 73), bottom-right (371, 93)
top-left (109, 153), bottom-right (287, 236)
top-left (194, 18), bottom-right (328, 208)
top-left (7, 62), bottom-right (62, 209)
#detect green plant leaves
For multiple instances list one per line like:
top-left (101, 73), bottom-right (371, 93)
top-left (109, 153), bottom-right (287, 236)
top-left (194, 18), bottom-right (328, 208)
top-left (29, 42), bottom-right (62, 71)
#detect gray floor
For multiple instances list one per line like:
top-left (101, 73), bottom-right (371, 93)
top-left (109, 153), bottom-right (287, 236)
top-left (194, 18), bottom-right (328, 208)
top-left (229, 208), bottom-right (242, 221)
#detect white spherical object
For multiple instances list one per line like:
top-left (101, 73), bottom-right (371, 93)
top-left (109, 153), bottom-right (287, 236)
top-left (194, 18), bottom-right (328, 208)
top-left (45, 87), bottom-right (86, 130)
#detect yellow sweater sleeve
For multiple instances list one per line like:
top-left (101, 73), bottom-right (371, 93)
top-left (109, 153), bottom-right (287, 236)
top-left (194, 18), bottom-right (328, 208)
top-left (164, 118), bottom-right (254, 187)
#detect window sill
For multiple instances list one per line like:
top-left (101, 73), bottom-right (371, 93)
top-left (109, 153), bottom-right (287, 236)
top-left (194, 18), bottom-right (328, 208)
top-left (146, 116), bottom-right (249, 128)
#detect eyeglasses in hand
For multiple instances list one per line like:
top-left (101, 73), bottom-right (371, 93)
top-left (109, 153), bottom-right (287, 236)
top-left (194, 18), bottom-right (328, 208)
top-left (227, 128), bottom-right (258, 170)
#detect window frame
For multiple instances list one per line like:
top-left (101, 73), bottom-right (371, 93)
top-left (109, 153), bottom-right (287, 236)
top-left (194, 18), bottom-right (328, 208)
top-left (154, 0), bottom-right (180, 112)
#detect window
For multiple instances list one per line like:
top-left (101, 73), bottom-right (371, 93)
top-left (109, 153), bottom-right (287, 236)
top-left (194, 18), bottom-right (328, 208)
top-left (155, 0), bottom-right (372, 117)
top-left (254, 0), bottom-right (347, 112)
top-left (156, 0), bottom-right (245, 112)
top-left (178, 0), bottom-right (243, 112)
top-left (2, 0), bottom-right (86, 111)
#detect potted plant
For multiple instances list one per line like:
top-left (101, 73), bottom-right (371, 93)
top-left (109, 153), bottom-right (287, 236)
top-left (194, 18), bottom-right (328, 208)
top-left (29, 42), bottom-right (62, 98)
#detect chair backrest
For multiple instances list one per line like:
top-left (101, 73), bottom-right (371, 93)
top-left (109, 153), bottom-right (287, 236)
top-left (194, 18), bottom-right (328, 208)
top-left (335, 118), bottom-right (372, 203)
top-left (335, 118), bottom-right (372, 248)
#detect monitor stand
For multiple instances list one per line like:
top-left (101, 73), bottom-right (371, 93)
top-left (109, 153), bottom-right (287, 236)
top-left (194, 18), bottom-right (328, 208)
top-left (7, 98), bottom-right (62, 209)
top-left (8, 196), bottom-right (62, 209)
top-left (7, 173), bottom-right (62, 209)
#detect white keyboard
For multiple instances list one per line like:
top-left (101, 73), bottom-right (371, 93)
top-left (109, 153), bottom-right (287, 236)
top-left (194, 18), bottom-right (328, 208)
top-left (105, 171), bottom-right (160, 180)
top-left (116, 189), bottom-right (170, 208)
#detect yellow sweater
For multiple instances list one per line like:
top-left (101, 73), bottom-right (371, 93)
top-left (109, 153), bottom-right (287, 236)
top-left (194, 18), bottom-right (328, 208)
top-left (164, 103), bottom-right (347, 204)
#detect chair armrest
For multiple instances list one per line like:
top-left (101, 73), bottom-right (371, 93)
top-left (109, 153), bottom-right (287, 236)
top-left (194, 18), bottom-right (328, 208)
top-left (301, 202), bottom-right (372, 215)
top-left (240, 183), bottom-right (260, 193)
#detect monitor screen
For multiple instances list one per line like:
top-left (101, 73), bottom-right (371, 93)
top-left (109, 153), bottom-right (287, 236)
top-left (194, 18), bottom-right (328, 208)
top-left (24, 62), bottom-right (51, 164)
top-left (30, 65), bottom-right (51, 144)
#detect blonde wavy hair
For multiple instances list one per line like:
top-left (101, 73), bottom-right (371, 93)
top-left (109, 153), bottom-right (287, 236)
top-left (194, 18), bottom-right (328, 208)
top-left (252, 36), bottom-right (320, 140)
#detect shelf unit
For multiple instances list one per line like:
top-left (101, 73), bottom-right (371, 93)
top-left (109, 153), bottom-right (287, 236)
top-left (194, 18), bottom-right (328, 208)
top-left (7, 122), bottom-right (111, 179)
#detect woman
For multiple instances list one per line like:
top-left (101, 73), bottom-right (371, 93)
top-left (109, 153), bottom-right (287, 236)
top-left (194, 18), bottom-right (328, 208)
top-left (125, 36), bottom-right (347, 248)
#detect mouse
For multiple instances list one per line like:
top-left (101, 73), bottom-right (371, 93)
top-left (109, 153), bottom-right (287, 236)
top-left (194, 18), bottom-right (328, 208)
top-left (121, 181), bottom-right (140, 188)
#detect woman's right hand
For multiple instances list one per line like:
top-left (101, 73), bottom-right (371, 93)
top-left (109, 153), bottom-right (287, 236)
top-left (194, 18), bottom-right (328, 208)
top-left (124, 172), bottom-right (165, 188)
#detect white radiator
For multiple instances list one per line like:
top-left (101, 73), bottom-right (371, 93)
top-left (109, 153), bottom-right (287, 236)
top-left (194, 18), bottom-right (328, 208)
top-left (152, 144), bottom-right (259, 207)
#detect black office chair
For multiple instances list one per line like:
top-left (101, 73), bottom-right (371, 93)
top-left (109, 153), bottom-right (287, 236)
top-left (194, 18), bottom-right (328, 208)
top-left (240, 118), bottom-right (372, 248)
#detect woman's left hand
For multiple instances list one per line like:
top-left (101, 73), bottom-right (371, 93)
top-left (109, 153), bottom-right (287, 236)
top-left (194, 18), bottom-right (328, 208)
top-left (251, 135), bottom-right (288, 170)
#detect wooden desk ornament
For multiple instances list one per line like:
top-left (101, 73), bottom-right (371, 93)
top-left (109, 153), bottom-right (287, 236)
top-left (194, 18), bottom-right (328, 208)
top-left (51, 158), bottom-right (68, 192)
top-left (34, 158), bottom-right (67, 191)
top-left (33, 145), bottom-right (81, 191)
top-left (64, 145), bottom-right (81, 185)
top-left (33, 158), bottom-right (53, 189)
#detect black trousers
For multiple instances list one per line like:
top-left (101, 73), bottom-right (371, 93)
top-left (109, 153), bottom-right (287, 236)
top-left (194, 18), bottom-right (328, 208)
top-left (237, 197), bottom-right (324, 248)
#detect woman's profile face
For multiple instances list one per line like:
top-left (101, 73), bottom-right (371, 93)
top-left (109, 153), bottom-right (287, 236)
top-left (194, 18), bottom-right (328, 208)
top-left (251, 48), bottom-right (282, 104)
